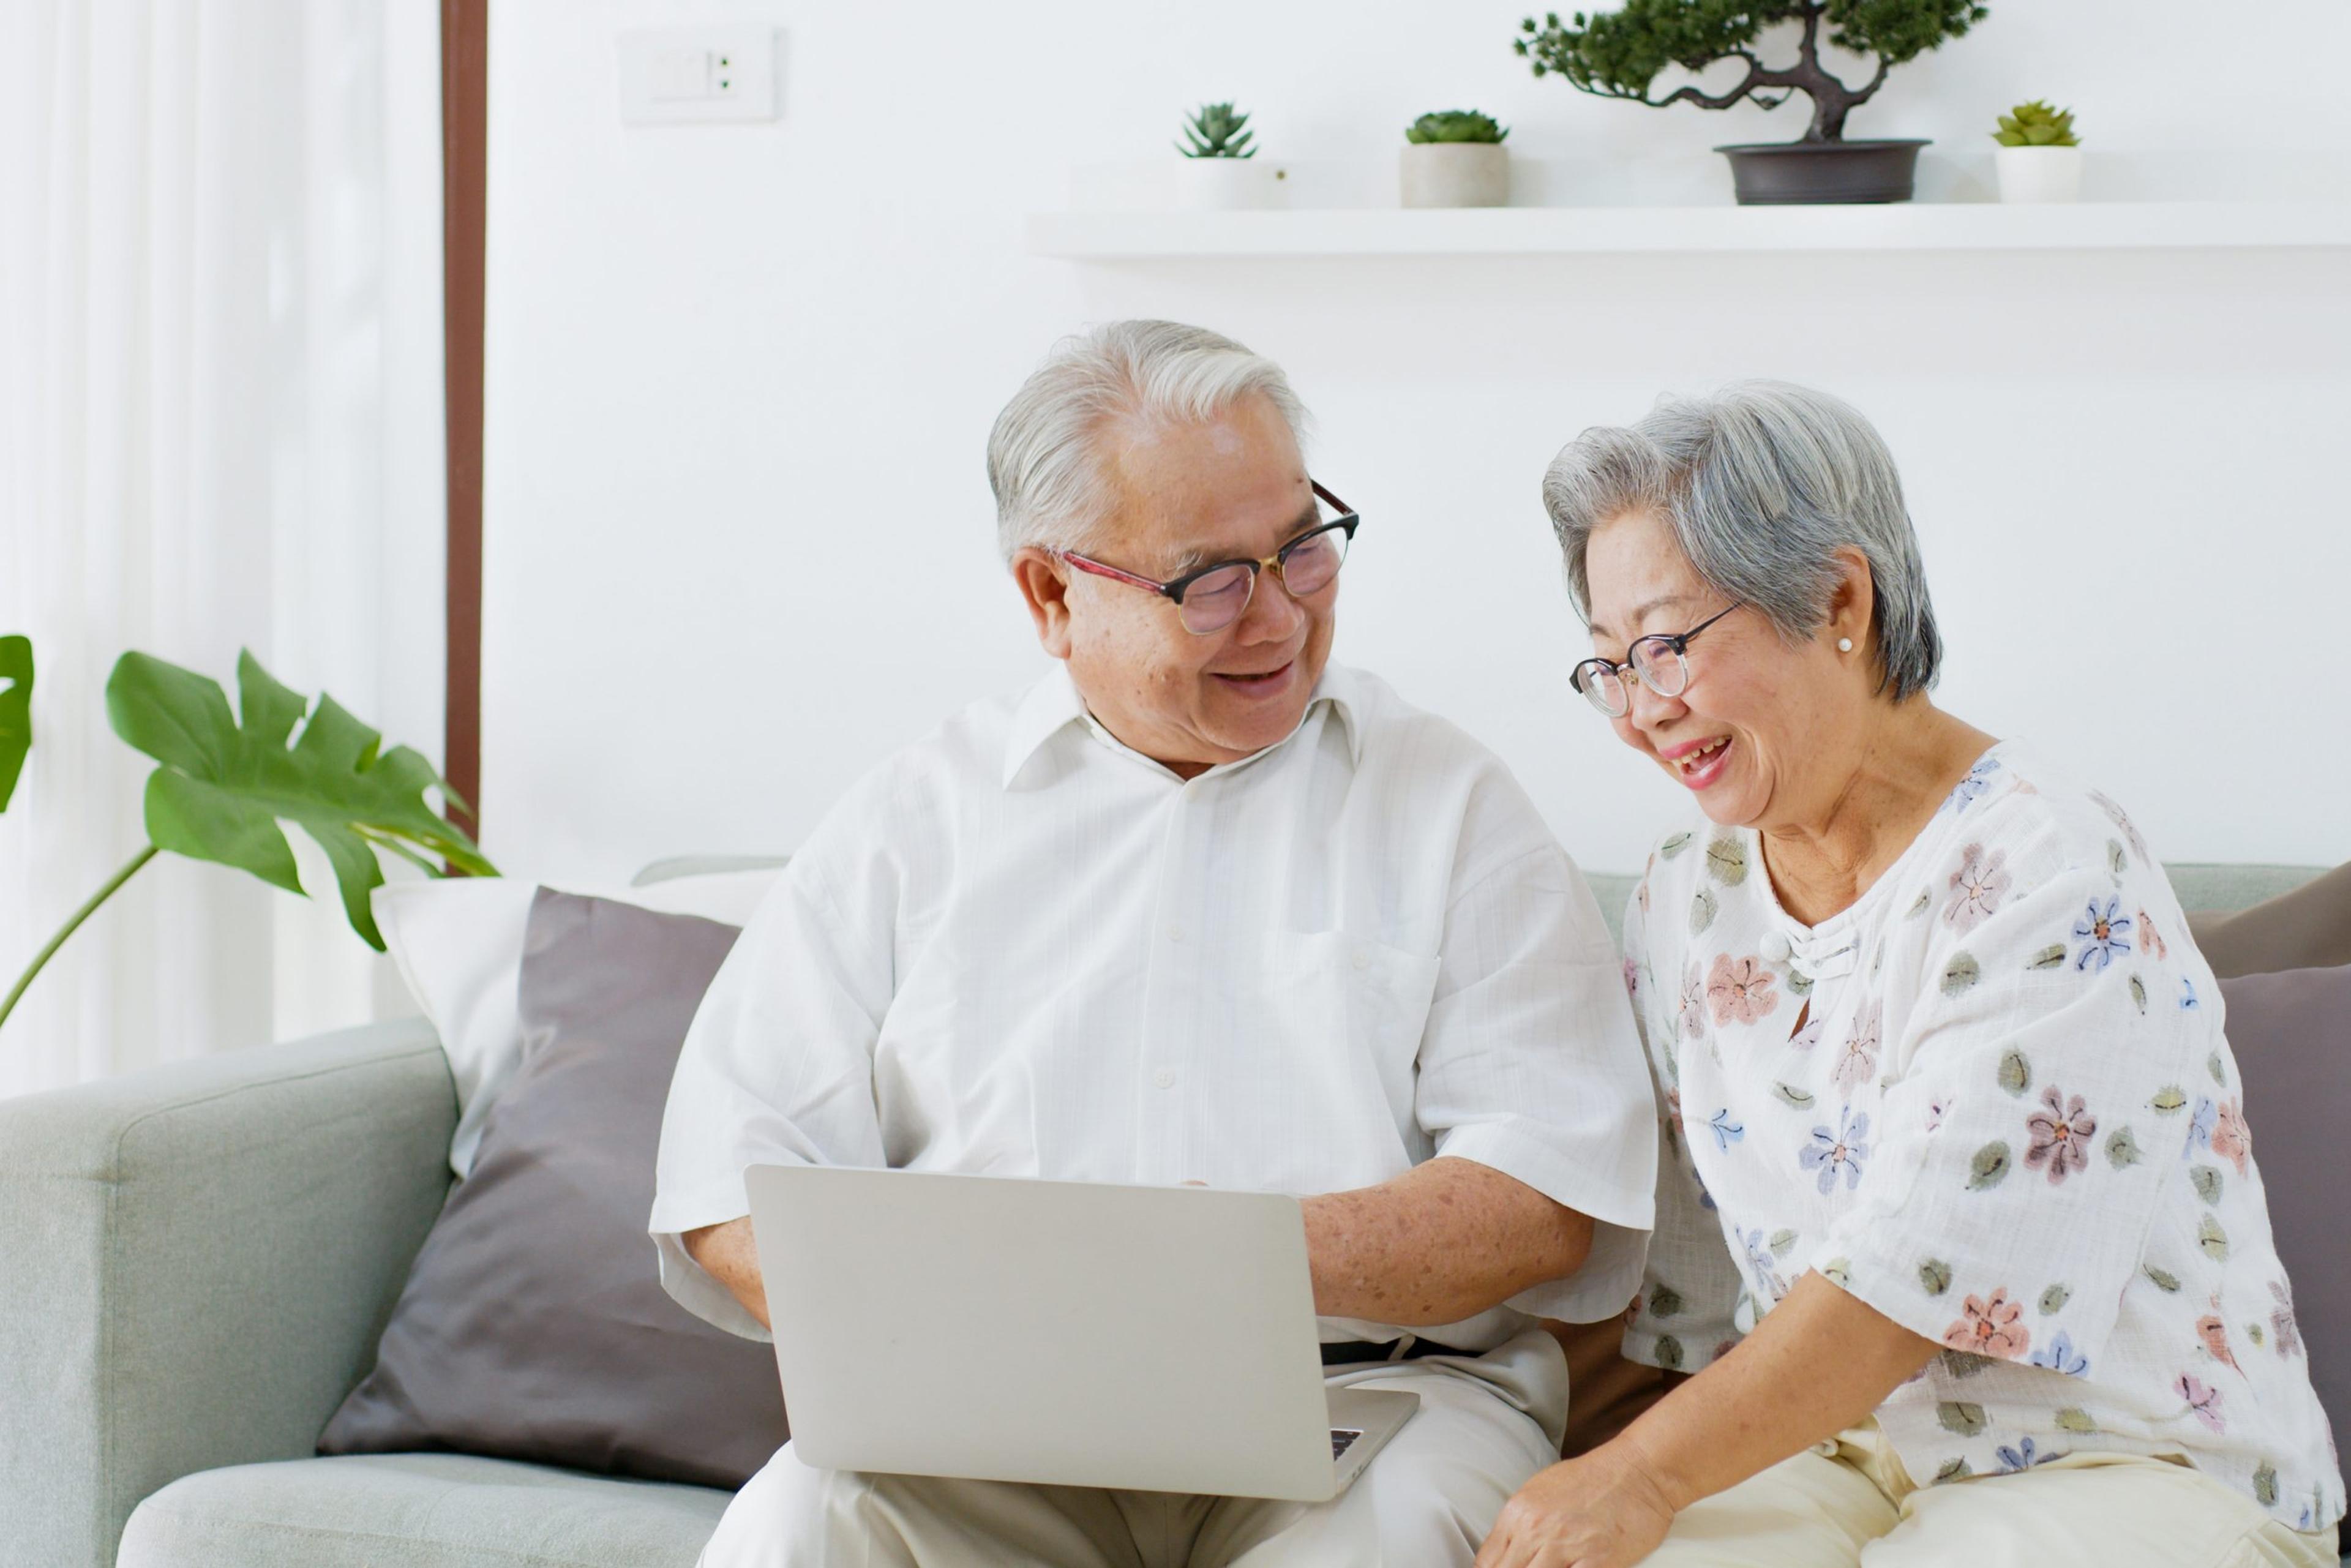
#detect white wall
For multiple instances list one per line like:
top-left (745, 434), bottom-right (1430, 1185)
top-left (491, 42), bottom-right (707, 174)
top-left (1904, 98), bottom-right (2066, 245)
top-left (482, 0), bottom-right (2351, 886)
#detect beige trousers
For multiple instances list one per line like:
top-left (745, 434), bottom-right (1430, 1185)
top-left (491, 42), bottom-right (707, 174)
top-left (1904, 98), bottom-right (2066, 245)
top-left (698, 1329), bottom-right (1570, 1568)
top-left (1641, 1420), bottom-right (2341, 1568)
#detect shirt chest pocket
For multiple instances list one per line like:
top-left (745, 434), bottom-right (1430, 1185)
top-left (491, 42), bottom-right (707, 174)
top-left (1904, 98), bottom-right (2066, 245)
top-left (1223, 931), bottom-right (1443, 1150)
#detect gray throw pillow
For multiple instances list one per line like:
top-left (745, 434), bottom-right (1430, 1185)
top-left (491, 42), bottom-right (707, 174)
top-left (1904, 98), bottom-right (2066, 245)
top-left (2219, 961), bottom-right (2351, 1454)
top-left (319, 887), bottom-right (788, 1489)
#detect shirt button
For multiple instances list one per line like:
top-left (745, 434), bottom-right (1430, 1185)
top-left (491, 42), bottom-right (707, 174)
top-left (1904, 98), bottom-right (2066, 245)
top-left (1760, 932), bottom-right (1792, 964)
top-left (1153, 1069), bottom-right (1176, 1090)
top-left (1350, 945), bottom-right (1371, 970)
top-left (1167, 923), bottom-right (1185, 943)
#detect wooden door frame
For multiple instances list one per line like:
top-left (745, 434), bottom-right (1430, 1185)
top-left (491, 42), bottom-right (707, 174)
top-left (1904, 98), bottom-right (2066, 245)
top-left (441, 0), bottom-right (487, 841)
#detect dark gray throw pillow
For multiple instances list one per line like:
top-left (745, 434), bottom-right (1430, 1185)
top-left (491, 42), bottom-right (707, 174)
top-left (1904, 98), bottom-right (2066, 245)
top-left (2219, 961), bottom-right (2351, 1457)
top-left (319, 887), bottom-right (788, 1489)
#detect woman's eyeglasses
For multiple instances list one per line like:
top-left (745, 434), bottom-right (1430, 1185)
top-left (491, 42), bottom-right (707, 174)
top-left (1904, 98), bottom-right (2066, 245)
top-left (1570, 604), bottom-right (1742, 718)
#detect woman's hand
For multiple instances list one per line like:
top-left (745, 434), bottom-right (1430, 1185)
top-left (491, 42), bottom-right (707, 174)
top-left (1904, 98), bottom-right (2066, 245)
top-left (1474, 1442), bottom-right (1681, 1568)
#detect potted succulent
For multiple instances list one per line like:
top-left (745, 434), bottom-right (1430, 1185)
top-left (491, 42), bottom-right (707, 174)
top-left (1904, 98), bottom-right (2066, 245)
top-left (1992, 99), bottom-right (2082, 203)
top-left (1174, 102), bottom-right (1283, 211)
top-left (1515, 0), bottom-right (1992, 204)
top-left (1401, 110), bottom-right (1512, 208)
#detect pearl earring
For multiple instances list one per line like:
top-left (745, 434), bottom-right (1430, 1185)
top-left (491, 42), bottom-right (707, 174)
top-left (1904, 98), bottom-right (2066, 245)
top-left (1837, 638), bottom-right (1854, 653)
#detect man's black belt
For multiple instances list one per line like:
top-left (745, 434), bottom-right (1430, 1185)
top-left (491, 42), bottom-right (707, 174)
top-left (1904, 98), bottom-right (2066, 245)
top-left (1319, 1336), bottom-right (1473, 1367)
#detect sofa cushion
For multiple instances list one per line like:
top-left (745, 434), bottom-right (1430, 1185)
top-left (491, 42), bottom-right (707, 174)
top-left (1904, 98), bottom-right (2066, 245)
top-left (320, 890), bottom-right (789, 1489)
top-left (117, 1452), bottom-right (725, 1567)
top-left (2219, 961), bottom-right (2351, 1461)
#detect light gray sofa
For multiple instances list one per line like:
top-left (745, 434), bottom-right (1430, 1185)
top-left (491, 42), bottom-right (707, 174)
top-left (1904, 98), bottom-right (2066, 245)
top-left (0, 862), bottom-right (2330, 1567)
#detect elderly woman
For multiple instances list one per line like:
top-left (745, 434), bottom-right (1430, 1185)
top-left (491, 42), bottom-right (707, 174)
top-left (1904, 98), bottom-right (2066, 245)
top-left (1475, 383), bottom-right (2342, 1568)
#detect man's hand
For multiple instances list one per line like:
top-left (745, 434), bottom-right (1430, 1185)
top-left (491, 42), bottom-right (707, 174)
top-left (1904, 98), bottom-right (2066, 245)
top-left (1474, 1446), bottom-right (1678, 1568)
top-left (683, 1217), bottom-right (770, 1330)
top-left (1302, 1157), bottom-right (1595, 1326)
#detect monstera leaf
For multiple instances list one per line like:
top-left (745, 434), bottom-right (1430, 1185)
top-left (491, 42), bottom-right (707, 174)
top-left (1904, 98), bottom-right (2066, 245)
top-left (104, 648), bottom-right (492, 950)
top-left (0, 636), bottom-right (29, 812)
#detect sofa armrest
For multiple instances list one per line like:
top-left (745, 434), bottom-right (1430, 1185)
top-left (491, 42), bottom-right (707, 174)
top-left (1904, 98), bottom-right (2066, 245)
top-left (0, 1018), bottom-right (456, 1568)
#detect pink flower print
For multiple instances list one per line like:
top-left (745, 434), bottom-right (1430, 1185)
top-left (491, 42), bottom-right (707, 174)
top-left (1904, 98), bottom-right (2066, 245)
top-left (2197, 1299), bottom-right (2242, 1375)
top-left (1925, 1094), bottom-right (1953, 1133)
top-left (1943, 844), bottom-right (2012, 934)
top-left (1788, 1015), bottom-right (1825, 1051)
top-left (1706, 953), bottom-right (1781, 1027)
top-left (2270, 1281), bottom-right (2303, 1359)
top-left (1623, 959), bottom-right (1641, 1001)
top-left (2175, 1373), bottom-right (2226, 1435)
top-left (2023, 1084), bottom-right (2096, 1185)
top-left (2139, 912), bottom-right (2168, 961)
top-left (2211, 1097), bottom-right (2251, 1177)
top-left (1943, 1288), bottom-right (2031, 1360)
top-left (1830, 1002), bottom-right (1883, 1098)
top-left (1678, 963), bottom-right (1706, 1041)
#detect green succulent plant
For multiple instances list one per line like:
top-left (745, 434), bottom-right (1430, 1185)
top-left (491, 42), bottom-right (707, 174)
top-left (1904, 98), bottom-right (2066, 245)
top-left (1406, 110), bottom-right (1510, 145)
top-left (1993, 99), bottom-right (2079, 147)
top-left (1177, 102), bottom-right (1258, 159)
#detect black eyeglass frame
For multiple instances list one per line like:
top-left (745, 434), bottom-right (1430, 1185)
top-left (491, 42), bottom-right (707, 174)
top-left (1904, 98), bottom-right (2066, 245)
top-left (1057, 481), bottom-right (1359, 631)
top-left (1570, 602), bottom-right (1744, 717)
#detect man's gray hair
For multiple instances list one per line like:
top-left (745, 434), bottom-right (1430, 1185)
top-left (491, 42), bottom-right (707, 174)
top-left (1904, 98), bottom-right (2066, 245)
top-left (986, 320), bottom-right (1311, 559)
top-left (1541, 380), bottom-right (1942, 700)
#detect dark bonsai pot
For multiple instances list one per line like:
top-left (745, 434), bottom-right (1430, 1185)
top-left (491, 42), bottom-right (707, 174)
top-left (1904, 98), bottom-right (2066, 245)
top-left (1714, 139), bottom-right (1928, 204)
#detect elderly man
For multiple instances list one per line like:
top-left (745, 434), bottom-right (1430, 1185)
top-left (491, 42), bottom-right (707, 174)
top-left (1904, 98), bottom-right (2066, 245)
top-left (650, 320), bottom-right (1656, 1567)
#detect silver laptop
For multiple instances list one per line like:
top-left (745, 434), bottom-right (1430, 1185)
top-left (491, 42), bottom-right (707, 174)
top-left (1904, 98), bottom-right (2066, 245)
top-left (744, 1165), bottom-right (1420, 1502)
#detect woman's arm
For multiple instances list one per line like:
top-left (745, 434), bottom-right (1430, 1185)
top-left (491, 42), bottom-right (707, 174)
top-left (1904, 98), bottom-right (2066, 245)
top-left (1475, 1272), bottom-right (1940, 1568)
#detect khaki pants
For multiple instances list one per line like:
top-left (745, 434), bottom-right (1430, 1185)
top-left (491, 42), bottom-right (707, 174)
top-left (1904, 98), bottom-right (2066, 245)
top-left (1641, 1420), bottom-right (2341, 1568)
top-left (698, 1329), bottom-right (1569, 1568)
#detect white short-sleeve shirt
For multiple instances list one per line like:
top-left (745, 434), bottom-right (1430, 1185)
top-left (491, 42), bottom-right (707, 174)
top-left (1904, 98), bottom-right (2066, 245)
top-left (651, 662), bottom-right (1659, 1352)
top-left (1621, 745), bottom-right (2343, 1532)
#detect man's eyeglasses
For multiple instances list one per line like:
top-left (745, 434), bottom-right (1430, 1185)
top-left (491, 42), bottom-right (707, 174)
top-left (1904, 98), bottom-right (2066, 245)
top-left (1057, 482), bottom-right (1358, 636)
top-left (1570, 604), bottom-right (1742, 718)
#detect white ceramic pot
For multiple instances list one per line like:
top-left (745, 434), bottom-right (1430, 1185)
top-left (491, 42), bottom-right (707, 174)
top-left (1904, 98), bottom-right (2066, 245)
top-left (1995, 145), bottom-right (2083, 204)
top-left (1399, 142), bottom-right (1509, 209)
top-left (1174, 158), bottom-right (1284, 211)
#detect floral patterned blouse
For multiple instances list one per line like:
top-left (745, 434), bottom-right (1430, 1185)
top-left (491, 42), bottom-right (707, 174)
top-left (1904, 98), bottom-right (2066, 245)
top-left (1619, 745), bottom-right (2343, 1531)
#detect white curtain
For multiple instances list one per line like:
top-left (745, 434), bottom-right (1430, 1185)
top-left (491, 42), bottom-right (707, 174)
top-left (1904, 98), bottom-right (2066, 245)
top-left (0, 1), bottom-right (447, 1098)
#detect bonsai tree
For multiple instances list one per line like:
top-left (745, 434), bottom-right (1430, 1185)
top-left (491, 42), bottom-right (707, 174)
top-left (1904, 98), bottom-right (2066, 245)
top-left (1406, 110), bottom-right (1509, 145)
top-left (1177, 102), bottom-right (1258, 159)
top-left (1515, 0), bottom-right (1990, 143)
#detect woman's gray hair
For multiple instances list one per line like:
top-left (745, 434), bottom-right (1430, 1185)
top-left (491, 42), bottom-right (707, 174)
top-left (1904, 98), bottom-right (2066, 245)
top-left (1541, 380), bottom-right (1942, 700)
top-left (986, 320), bottom-right (1311, 559)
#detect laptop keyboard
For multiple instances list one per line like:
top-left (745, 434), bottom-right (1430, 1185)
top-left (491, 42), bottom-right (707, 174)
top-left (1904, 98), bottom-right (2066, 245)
top-left (1330, 1428), bottom-right (1363, 1462)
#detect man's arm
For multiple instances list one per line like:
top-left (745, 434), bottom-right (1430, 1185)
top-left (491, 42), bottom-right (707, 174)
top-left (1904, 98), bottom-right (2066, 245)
top-left (1303, 1157), bottom-right (1594, 1327)
top-left (682, 1218), bottom-right (769, 1331)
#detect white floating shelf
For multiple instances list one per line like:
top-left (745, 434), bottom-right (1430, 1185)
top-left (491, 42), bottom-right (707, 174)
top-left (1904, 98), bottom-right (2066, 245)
top-left (1029, 201), bottom-right (2351, 259)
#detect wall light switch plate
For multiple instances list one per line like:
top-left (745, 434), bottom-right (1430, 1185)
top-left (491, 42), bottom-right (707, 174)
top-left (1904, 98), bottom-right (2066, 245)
top-left (617, 26), bottom-right (777, 125)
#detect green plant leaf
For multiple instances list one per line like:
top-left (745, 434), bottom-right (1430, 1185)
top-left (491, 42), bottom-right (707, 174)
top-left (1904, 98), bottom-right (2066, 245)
top-left (2191, 1165), bottom-right (2222, 1204)
top-left (0, 635), bottom-right (31, 812)
top-left (1937, 1401), bottom-right (1987, 1437)
top-left (1997, 1048), bottom-right (2031, 1097)
top-left (1967, 1140), bottom-right (2011, 1190)
top-left (1919, 1258), bottom-right (1952, 1296)
top-left (2055, 1407), bottom-right (2098, 1434)
top-left (105, 649), bottom-right (493, 951)
top-left (2039, 1283), bottom-right (2071, 1315)
top-left (2105, 1126), bottom-right (2143, 1168)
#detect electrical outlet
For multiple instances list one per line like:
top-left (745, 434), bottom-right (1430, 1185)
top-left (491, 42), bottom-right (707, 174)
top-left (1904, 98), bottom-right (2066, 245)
top-left (617, 27), bottom-right (777, 125)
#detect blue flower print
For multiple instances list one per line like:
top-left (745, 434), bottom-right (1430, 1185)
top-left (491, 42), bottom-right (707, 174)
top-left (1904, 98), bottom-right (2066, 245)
top-left (1995, 1436), bottom-right (2063, 1472)
top-left (1741, 1228), bottom-right (1790, 1297)
top-left (2028, 1330), bottom-right (2090, 1378)
top-left (1708, 1109), bottom-right (1745, 1152)
top-left (1943, 756), bottom-right (2002, 815)
top-left (2072, 897), bottom-right (2133, 972)
top-left (2185, 1096), bottom-right (2218, 1159)
top-left (1800, 1108), bottom-right (1871, 1195)
top-left (2180, 977), bottom-right (2200, 1011)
